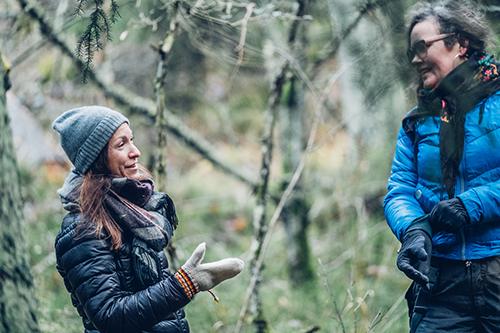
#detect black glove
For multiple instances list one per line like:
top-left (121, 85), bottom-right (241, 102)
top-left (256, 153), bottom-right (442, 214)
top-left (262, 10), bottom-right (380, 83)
top-left (429, 198), bottom-right (470, 233)
top-left (397, 216), bottom-right (432, 289)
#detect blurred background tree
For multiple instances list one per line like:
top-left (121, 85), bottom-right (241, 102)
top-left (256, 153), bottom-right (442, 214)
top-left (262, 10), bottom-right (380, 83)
top-left (0, 52), bottom-right (40, 333)
top-left (1, 0), bottom-right (498, 332)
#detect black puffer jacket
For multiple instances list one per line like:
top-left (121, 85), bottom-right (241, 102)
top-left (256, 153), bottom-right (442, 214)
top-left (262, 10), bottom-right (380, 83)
top-left (54, 173), bottom-right (190, 333)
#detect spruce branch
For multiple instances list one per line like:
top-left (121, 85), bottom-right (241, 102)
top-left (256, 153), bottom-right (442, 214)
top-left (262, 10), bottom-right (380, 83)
top-left (110, 0), bottom-right (120, 23)
top-left (75, 0), bottom-right (120, 81)
top-left (16, 0), bottom-right (257, 191)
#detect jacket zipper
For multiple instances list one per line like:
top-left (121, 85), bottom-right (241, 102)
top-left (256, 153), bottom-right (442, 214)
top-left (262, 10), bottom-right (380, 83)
top-left (460, 230), bottom-right (466, 260)
top-left (458, 147), bottom-right (466, 260)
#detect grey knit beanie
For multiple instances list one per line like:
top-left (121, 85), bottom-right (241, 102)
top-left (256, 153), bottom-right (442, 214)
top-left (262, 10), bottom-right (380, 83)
top-left (52, 105), bottom-right (129, 174)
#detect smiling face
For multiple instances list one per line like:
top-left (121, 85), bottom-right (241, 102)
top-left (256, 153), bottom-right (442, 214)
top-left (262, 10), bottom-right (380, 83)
top-left (107, 123), bottom-right (141, 178)
top-left (409, 19), bottom-right (463, 89)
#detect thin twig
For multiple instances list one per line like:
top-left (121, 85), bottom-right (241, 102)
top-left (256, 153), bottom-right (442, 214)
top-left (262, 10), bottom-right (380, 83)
top-left (235, 1), bottom-right (310, 331)
top-left (318, 258), bottom-right (346, 333)
top-left (234, 2), bottom-right (255, 64)
top-left (371, 294), bottom-right (406, 332)
top-left (312, 0), bottom-right (386, 76)
top-left (228, 2), bottom-right (255, 84)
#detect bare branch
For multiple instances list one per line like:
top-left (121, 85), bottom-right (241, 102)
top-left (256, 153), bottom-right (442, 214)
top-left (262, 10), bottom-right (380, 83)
top-left (152, 3), bottom-right (181, 192)
top-left (235, 7), bottom-right (363, 330)
top-left (153, 5), bottom-right (182, 271)
top-left (313, 0), bottom-right (387, 75)
top-left (249, 63), bottom-right (289, 333)
top-left (153, 49), bottom-right (169, 191)
top-left (234, 3), bottom-right (255, 65)
top-left (235, 1), bottom-right (309, 331)
top-left (16, 0), bottom-right (257, 190)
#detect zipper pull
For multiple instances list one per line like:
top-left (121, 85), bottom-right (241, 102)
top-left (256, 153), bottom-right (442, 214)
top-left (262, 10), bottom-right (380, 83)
top-left (465, 260), bottom-right (471, 267)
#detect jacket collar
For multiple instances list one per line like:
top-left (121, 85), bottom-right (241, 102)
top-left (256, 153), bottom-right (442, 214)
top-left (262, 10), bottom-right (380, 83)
top-left (57, 170), bottom-right (83, 212)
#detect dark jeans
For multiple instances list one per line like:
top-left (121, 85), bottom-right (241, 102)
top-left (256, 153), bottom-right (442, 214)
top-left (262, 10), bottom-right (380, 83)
top-left (405, 256), bottom-right (500, 333)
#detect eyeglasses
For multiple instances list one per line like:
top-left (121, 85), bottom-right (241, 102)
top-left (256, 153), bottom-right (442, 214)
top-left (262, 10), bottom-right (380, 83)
top-left (407, 33), bottom-right (455, 62)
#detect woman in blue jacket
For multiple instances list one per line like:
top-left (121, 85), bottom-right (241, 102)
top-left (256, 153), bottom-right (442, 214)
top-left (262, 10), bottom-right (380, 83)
top-left (384, 1), bottom-right (500, 332)
top-left (53, 106), bottom-right (244, 333)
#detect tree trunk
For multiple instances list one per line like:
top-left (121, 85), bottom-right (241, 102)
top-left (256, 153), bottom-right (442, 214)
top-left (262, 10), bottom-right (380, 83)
top-left (280, 77), bottom-right (314, 284)
top-left (0, 53), bottom-right (40, 333)
top-left (279, 0), bottom-right (314, 285)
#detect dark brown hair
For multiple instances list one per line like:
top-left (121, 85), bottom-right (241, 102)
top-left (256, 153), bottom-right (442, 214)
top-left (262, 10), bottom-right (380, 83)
top-left (78, 144), bottom-right (121, 250)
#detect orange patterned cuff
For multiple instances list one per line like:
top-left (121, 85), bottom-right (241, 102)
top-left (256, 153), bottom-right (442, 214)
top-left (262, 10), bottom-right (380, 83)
top-left (174, 267), bottom-right (199, 299)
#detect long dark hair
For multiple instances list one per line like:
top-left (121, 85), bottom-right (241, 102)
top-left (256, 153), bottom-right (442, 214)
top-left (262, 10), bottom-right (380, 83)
top-left (78, 143), bottom-right (152, 250)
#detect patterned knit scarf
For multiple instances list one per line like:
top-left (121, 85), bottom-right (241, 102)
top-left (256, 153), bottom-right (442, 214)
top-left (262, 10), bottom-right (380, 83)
top-left (416, 51), bottom-right (500, 198)
top-left (105, 178), bottom-right (178, 287)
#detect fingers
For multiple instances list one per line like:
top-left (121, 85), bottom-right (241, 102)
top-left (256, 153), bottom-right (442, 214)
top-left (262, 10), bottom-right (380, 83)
top-left (187, 242), bottom-right (206, 266)
top-left (405, 234), bottom-right (429, 261)
top-left (397, 258), bottom-right (429, 286)
top-left (397, 237), bottom-right (430, 288)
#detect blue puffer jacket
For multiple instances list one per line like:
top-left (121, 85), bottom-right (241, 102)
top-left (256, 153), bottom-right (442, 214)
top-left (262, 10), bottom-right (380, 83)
top-left (55, 173), bottom-right (191, 333)
top-left (384, 91), bottom-right (500, 260)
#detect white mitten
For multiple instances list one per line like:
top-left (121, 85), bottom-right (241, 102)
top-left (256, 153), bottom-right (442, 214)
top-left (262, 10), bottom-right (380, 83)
top-left (174, 243), bottom-right (244, 299)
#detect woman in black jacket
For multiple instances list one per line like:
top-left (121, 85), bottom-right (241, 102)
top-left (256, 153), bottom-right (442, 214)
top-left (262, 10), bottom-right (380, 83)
top-left (53, 105), bottom-right (244, 333)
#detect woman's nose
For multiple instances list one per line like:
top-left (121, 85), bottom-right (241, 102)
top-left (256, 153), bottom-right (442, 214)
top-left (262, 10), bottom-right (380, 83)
top-left (411, 54), bottom-right (423, 65)
top-left (129, 143), bottom-right (141, 158)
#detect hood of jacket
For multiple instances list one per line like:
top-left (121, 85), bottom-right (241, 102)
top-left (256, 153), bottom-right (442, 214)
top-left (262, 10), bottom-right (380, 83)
top-left (57, 170), bottom-right (83, 213)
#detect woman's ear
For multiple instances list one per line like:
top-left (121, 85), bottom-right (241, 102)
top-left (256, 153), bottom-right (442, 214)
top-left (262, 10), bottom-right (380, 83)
top-left (458, 46), bottom-right (468, 58)
top-left (457, 36), bottom-right (469, 56)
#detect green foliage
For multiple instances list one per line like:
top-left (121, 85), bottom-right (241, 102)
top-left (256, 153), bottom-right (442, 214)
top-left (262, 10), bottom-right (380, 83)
top-left (75, 0), bottom-right (120, 80)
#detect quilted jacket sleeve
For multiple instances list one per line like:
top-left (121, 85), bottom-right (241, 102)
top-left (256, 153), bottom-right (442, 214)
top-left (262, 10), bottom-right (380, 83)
top-left (55, 218), bottom-right (190, 333)
top-left (384, 127), bottom-right (426, 241)
top-left (458, 179), bottom-right (500, 225)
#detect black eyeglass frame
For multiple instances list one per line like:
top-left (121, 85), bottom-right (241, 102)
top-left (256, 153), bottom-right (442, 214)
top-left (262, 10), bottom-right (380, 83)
top-left (407, 33), bottom-right (455, 62)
